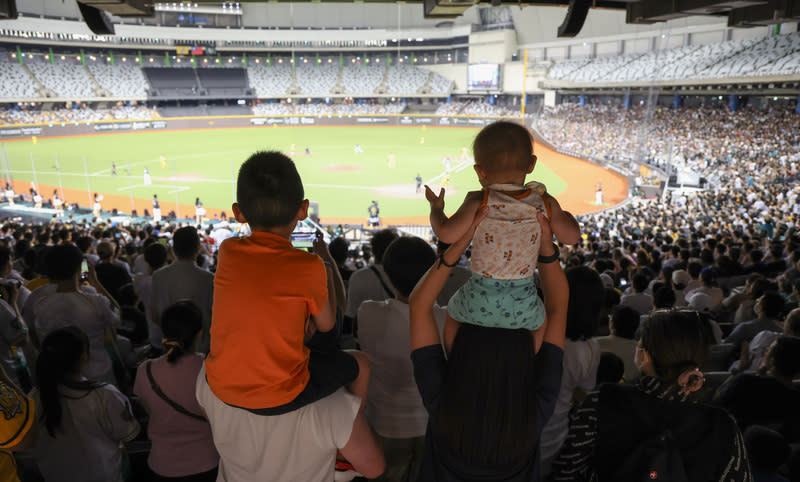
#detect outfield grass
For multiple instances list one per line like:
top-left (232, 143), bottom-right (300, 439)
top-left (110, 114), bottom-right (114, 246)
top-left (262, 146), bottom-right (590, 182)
top-left (2, 126), bottom-right (568, 221)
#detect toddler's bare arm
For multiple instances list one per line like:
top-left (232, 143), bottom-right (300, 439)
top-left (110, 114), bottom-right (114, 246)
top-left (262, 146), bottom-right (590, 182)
top-left (543, 193), bottom-right (581, 245)
top-left (426, 185), bottom-right (483, 244)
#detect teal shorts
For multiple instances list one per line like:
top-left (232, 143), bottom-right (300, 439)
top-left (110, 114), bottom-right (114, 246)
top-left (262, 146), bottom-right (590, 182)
top-left (447, 273), bottom-right (545, 330)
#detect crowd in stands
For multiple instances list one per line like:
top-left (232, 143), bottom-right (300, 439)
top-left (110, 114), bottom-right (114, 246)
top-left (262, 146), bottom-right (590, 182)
top-left (546, 31), bottom-right (800, 83)
top-left (252, 101), bottom-right (408, 117)
top-left (536, 103), bottom-right (800, 188)
top-left (2, 109), bottom-right (800, 481)
top-left (435, 100), bottom-right (519, 117)
top-left (0, 104), bottom-right (159, 125)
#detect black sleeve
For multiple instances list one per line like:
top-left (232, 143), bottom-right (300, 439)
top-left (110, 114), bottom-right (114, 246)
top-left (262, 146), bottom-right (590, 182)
top-left (411, 344), bottom-right (447, 415)
top-left (534, 342), bottom-right (565, 422)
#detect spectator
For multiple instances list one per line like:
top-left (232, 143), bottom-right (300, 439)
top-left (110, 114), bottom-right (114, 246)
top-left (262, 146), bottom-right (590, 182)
top-left (199, 151), bottom-right (383, 481)
top-left (329, 237), bottom-right (354, 286)
top-left (594, 305), bottom-right (640, 383)
top-left (409, 209), bottom-right (569, 480)
top-left (134, 301), bottom-right (219, 481)
top-left (94, 241), bottom-right (132, 304)
top-left (686, 267), bottom-right (724, 309)
top-left (150, 226), bottom-right (214, 353)
top-left (32, 326), bottom-right (139, 482)
top-left (28, 244), bottom-right (121, 385)
top-left (725, 292), bottom-right (786, 347)
top-left (358, 236), bottom-right (441, 482)
top-left (344, 229), bottom-right (398, 334)
top-left (550, 310), bottom-right (751, 481)
top-left (540, 266), bottom-right (603, 473)
top-left (619, 272), bottom-right (652, 315)
top-left (717, 336), bottom-right (800, 438)
top-left (134, 242), bottom-right (168, 354)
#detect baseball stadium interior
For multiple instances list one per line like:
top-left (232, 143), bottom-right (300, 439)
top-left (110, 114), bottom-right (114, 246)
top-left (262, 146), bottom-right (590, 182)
top-left (0, 0), bottom-right (799, 481)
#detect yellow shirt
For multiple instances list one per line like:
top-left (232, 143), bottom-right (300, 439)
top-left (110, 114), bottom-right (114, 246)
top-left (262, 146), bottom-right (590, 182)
top-left (0, 381), bottom-right (35, 482)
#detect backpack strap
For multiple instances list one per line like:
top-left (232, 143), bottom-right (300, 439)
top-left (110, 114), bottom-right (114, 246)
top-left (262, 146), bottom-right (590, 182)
top-left (369, 265), bottom-right (395, 299)
top-left (146, 362), bottom-right (206, 422)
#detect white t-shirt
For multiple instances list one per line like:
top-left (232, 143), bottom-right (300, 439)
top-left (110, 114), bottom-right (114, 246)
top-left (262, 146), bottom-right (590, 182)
top-left (345, 265), bottom-right (394, 319)
top-left (32, 383), bottom-right (139, 482)
top-left (358, 299), bottom-right (446, 439)
top-left (0, 299), bottom-right (27, 387)
top-left (31, 290), bottom-right (119, 384)
top-left (196, 364), bottom-right (360, 482)
top-left (151, 260), bottom-right (214, 353)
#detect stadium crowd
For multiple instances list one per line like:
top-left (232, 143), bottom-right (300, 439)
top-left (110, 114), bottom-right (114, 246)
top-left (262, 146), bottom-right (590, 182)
top-left (0, 104), bottom-right (160, 126)
top-left (0, 107), bottom-right (799, 482)
top-left (536, 103), bottom-right (800, 188)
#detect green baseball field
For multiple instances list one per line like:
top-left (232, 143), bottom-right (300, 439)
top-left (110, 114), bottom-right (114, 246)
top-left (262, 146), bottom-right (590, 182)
top-left (1, 125), bottom-right (578, 224)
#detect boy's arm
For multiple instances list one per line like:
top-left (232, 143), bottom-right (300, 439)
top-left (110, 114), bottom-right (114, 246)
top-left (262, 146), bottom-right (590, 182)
top-left (309, 261), bottom-right (336, 334)
top-left (543, 194), bottom-right (581, 245)
top-left (426, 186), bottom-right (483, 244)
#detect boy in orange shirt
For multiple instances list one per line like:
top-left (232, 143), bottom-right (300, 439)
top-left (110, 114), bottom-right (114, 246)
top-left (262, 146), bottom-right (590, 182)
top-left (205, 151), bottom-right (368, 414)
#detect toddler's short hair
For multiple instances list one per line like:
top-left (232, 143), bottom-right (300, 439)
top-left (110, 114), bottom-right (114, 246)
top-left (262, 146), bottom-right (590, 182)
top-left (472, 121), bottom-right (534, 174)
top-left (237, 151), bottom-right (304, 229)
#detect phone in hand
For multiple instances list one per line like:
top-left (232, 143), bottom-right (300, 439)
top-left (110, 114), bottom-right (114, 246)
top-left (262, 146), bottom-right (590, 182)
top-left (80, 260), bottom-right (89, 281)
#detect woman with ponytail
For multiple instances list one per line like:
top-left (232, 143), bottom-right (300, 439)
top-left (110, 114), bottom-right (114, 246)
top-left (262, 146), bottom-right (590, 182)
top-left (549, 311), bottom-right (752, 481)
top-left (32, 326), bottom-right (139, 482)
top-left (133, 300), bottom-right (219, 481)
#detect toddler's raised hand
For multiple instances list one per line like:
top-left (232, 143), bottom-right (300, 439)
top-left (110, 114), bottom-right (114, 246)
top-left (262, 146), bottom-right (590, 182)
top-left (424, 185), bottom-right (445, 211)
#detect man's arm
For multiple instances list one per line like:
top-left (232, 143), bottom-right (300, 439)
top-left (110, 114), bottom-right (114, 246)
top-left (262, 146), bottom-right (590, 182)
top-left (538, 212), bottom-right (570, 349)
top-left (426, 186), bottom-right (483, 244)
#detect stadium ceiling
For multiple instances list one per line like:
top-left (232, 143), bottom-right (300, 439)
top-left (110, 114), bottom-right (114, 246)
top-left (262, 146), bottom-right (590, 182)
top-left (5, 0), bottom-right (799, 38)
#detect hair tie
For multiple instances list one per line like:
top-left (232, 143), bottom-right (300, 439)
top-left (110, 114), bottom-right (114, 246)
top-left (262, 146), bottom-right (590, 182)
top-left (162, 338), bottom-right (184, 355)
top-left (676, 367), bottom-right (705, 396)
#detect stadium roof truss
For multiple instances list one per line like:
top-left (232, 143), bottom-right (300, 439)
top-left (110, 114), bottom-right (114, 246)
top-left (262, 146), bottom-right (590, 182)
top-left (6, 0), bottom-right (799, 39)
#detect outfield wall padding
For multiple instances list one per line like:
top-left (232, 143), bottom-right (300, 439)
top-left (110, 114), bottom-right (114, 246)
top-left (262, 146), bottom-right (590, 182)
top-left (0, 115), bottom-right (505, 140)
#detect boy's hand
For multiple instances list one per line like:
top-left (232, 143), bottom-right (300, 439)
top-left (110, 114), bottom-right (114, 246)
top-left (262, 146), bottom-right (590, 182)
top-left (313, 230), bottom-right (332, 262)
top-left (425, 185), bottom-right (445, 211)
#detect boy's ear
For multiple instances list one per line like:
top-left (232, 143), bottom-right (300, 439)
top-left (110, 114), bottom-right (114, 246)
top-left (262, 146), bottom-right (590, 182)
top-left (527, 154), bottom-right (537, 174)
top-left (296, 199), bottom-right (310, 221)
top-left (473, 163), bottom-right (487, 182)
top-left (232, 203), bottom-right (247, 224)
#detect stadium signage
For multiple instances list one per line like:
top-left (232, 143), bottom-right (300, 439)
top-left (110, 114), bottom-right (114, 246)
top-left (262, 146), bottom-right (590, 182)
top-left (0, 127), bottom-right (41, 136)
top-left (439, 117), bottom-right (451, 125)
top-left (415, 118), bottom-right (433, 124)
top-left (355, 117), bottom-right (389, 124)
top-left (300, 118), bottom-right (316, 125)
top-left (400, 117), bottom-right (413, 125)
top-left (152, 121), bottom-right (168, 129)
top-left (94, 123), bottom-right (132, 132)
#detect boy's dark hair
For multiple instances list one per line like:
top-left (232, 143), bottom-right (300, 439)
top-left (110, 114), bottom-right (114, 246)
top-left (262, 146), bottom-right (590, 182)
top-left (161, 300), bottom-right (203, 364)
top-left (759, 291), bottom-right (785, 319)
top-left (144, 243), bottom-right (168, 271)
top-left (75, 236), bottom-right (93, 254)
top-left (45, 244), bottom-right (81, 281)
top-left (610, 305), bottom-right (640, 339)
top-left (173, 227), bottom-right (200, 259)
top-left (237, 151), bottom-right (304, 229)
top-left (632, 272), bottom-right (649, 293)
top-left (652, 282), bottom-right (676, 309)
top-left (687, 261), bottom-right (702, 279)
top-left (472, 121), bottom-right (533, 174)
top-left (382, 237), bottom-right (436, 298)
top-left (597, 352), bottom-right (625, 385)
top-left (371, 229), bottom-right (398, 265)
top-left (329, 238), bottom-right (349, 265)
